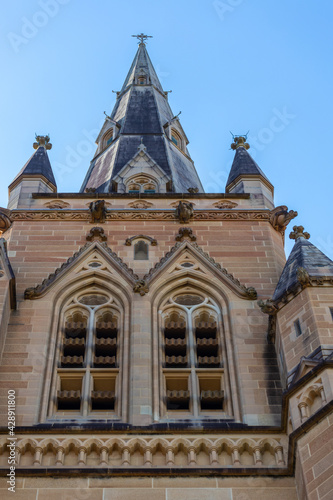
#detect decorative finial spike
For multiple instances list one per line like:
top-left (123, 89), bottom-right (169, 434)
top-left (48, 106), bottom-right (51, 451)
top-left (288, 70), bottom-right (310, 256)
top-left (132, 33), bottom-right (153, 45)
top-left (33, 135), bottom-right (52, 150)
top-left (289, 225), bottom-right (310, 241)
top-left (231, 135), bottom-right (250, 150)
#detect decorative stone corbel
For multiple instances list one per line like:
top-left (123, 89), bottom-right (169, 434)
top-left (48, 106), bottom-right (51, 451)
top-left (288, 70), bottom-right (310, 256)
top-left (270, 206), bottom-right (298, 239)
top-left (133, 280), bottom-right (149, 296)
top-left (175, 227), bottom-right (196, 242)
top-left (86, 227), bottom-right (107, 242)
top-left (245, 287), bottom-right (257, 300)
top-left (175, 201), bottom-right (194, 224)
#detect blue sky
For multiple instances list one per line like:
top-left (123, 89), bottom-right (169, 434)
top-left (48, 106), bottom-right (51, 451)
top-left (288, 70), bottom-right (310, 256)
top-left (1, 0), bottom-right (333, 259)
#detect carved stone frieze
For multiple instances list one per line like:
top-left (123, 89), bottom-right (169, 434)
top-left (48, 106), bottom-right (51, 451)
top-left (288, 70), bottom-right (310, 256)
top-left (175, 227), bottom-right (196, 242)
top-left (10, 209), bottom-right (272, 222)
top-left (175, 201), bottom-right (194, 224)
top-left (86, 227), bottom-right (107, 242)
top-left (24, 241), bottom-right (139, 300)
top-left (269, 206), bottom-right (298, 237)
top-left (89, 200), bottom-right (107, 223)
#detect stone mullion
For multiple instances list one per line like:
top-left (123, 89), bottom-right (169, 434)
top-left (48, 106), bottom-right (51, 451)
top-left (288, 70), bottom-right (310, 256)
top-left (188, 310), bottom-right (199, 418)
top-left (82, 309), bottom-right (95, 417)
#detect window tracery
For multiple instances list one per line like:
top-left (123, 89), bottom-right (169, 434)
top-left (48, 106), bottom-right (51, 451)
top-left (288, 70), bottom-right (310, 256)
top-left (159, 291), bottom-right (226, 418)
top-left (127, 175), bottom-right (158, 194)
top-left (49, 291), bottom-right (122, 419)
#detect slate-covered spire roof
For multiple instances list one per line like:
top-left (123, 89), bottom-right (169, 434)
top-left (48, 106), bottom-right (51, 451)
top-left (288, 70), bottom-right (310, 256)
top-left (226, 136), bottom-right (272, 190)
top-left (80, 39), bottom-right (204, 194)
top-left (273, 226), bottom-right (333, 301)
top-left (9, 135), bottom-right (56, 191)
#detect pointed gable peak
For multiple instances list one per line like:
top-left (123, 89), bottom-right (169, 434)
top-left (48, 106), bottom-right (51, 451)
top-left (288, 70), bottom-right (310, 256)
top-left (273, 225), bottom-right (333, 302)
top-left (120, 36), bottom-right (164, 94)
top-left (9, 135), bottom-right (56, 191)
top-left (226, 136), bottom-right (272, 190)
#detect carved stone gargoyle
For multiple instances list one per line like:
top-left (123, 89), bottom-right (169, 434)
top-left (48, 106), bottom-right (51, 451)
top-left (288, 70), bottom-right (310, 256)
top-left (269, 206), bottom-right (298, 237)
top-left (0, 208), bottom-right (12, 234)
top-left (175, 201), bottom-right (194, 224)
top-left (258, 299), bottom-right (278, 343)
top-left (133, 280), bottom-right (149, 296)
top-left (86, 227), bottom-right (107, 242)
top-left (187, 187), bottom-right (199, 194)
top-left (258, 299), bottom-right (278, 315)
top-left (297, 266), bottom-right (310, 287)
top-left (245, 287), bottom-right (258, 300)
top-left (89, 200), bottom-right (107, 223)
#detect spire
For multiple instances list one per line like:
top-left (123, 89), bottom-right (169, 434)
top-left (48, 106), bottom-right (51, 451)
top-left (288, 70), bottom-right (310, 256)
top-left (226, 135), bottom-right (274, 208)
top-left (273, 226), bottom-right (333, 302)
top-left (80, 37), bottom-right (203, 194)
top-left (9, 135), bottom-right (56, 192)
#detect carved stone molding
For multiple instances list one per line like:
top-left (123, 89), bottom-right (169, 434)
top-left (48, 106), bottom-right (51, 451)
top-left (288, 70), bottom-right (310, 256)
top-left (213, 201), bottom-right (238, 209)
top-left (125, 235), bottom-right (157, 246)
top-left (89, 200), bottom-right (107, 223)
top-left (143, 240), bottom-right (257, 300)
top-left (86, 227), bottom-right (107, 242)
top-left (43, 200), bottom-right (71, 209)
top-left (269, 206), bottom-right (298, 237)
top-left (0, 207), bottom-right (12, 233)
top-left (127, 200), bottom-right (154, 209)
top-left (175, 227), bottom-right (196, 242)
top-left (24, 241), bottom-right (139, 300)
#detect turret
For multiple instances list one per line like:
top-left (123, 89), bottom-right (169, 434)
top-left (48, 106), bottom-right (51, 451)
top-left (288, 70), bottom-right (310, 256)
top-left (8, 135), bottom-right (56, 209)
top-left (226, 136), bottom-right (274, 208)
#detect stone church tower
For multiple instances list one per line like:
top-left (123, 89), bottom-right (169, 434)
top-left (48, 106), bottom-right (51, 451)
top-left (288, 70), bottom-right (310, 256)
top-left (0, 35), bottom-right (332, 500)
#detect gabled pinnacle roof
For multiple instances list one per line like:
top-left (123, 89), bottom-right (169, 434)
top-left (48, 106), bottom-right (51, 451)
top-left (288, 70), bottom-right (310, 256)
top-left (273, 232), bottom-right (333, 302)
top-left (80, 42), bottom-right (204, 194)
top-left (226, 146), bottom-right (272, 189)
top-left (9, 146), bottom-right (56, 190)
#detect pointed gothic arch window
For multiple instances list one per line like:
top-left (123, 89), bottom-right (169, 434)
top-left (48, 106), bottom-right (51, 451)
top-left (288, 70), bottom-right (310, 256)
top-left (134, 240), bottom-right (149, 260)
top-left (158, 290), bottom-right (229, 419)
top-left (48, 290), bottom-right (124, 420)
top-left (126, 175), bottom-right (158, 194)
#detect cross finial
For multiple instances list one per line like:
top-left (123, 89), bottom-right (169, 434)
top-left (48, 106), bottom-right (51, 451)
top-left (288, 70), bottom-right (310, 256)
top-left (289, 226), bottom-right (311, 241)
top-left (132, 33), bottom-right (153, 45)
